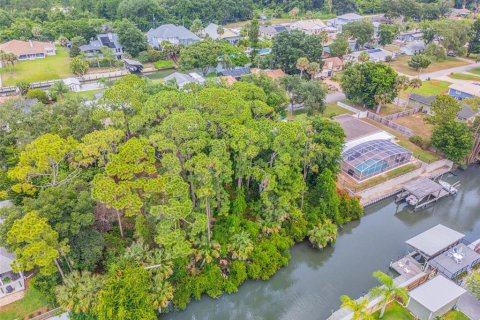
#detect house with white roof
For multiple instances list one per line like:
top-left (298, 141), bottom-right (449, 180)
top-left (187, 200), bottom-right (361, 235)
top-left (200, 23), bottom-right (243, 44)
top-left (328, 13), bottom-right (364, 31)
top-left (400, 41), bottom-right (426, 56)
top-left (147, 24), bottom-right (200, 48)
top-left (346, 48), bottom-right (395, 62)
top-left (289, 19), bottom-right (327, 35)
top-left (448, 82), bottom-right (480, 100)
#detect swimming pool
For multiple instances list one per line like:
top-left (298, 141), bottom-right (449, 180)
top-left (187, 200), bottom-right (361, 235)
top-left (354, 159), bottom-right (388, 177)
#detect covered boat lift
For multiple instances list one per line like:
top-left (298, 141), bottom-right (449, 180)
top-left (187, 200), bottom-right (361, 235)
top-left (396, 177), bottom-right (450, 211)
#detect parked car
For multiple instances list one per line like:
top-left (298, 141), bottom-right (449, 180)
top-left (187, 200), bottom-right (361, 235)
top-left (447, 52), bottom-right (456, 57)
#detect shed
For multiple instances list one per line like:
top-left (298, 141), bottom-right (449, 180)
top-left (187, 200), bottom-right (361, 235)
top-left (407, 275), bottom-right (466, 320)
top-left (406, 224), bottom-right (465, 259)
top-left (123, 59), bottom-right (143, 73)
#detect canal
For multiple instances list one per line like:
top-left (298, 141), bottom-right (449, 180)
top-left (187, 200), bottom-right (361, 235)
top-left (165, 166), bottom-right (480, 320)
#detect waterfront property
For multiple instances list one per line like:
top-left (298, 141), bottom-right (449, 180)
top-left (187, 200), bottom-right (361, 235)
top-left (0, 40), bottom-right (56, 61)
top-left (396, 178), bottom-right (452, 211)
top-left (79, 33), bottom-right (123, 59)
top-left (406, 275), bottom-right (466, 320)
top-left (163, 72), bottom-right (205, 88)
top-left (429, 243), bottom-right (480, 279)
top-left (200, 23), bottom-right (243, 44)
top-left (147, 24), bottom-right (201, 48)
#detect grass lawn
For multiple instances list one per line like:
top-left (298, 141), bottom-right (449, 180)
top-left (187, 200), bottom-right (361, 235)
top-left (143, 69), bottom-right (176, 82)
top-left (394, 113), bottom-right (434, 140)
top-left (0, 287), bottom-right (50, 320)
top-left (287, 103), bottom-right (353, 121)
top-left (363, 118), bottom-right (440, 163)
top-left (468, 67), bottom-right (480, 75)
top-left (390, 56), bottom-right (470, 76)
top-left (373, 302), bottom-right (414, 320)
top-left (153, 59), bottom-right (176, 70)
top-left (449, 72), bottom-right (480, 81)
top-left (441, 310), bottom-right (470, 320)
top-left (380, 103), bottom-right (410, 116)
top-left (66, 88), bottom-right (104, 100)
top-left (399, 80), bottom-right (451, 100)
top-left (0, 46), bottom-right (72, 86)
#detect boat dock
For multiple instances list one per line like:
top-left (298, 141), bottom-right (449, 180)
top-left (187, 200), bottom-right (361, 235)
top-left (395, 177), bottom-right (453, 211)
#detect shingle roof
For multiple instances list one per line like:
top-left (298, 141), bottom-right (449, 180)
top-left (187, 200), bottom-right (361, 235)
top-left (0, 40), bottom-right (55, 56)
top-left (203, 23), bottom-right (238, 40)
top-left (409, 93), bottom-right (435, 106)
top-left (218, 67), bottom-right (251, 78)
top-left (458, 105), bottom-right (476, 120)
top-left (147, 24), bottom-right (200, 41)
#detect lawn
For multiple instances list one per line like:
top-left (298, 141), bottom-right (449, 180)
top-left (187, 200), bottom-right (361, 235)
top-left (287, 103), bottom-right (353, 121)
top-left (0, 287), bottom-right (50, 320)
top-left (0, 46), bottom-right (72, 86)
top-left (153, 59), bottom-right (176, 70)
top-left (468, 67), bottom-right (480, 75)
top-left (449, 72), bottom-right (480, 81)
top-left (390, 55), bottom-right (470, 76)
top-left (399, 80), bottom-right (451, 100)
top-left (363, 118), bottom-right (440, 163)
top-left (441, 310), bottom-right (470, 320)
top-left (394, 113), bottom-right (434, 140)
top-left (380, 103), bottom-right (410, 116)
top-left (373, 302), bottom-right (414, 320)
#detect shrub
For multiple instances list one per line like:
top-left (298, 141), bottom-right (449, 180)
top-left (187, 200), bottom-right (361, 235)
top-left (26, 89), bottom-right (49, 104)
top-left (308, 219), bottom-right (338, 249)
top-left (16, 81), bottom-right (30, 95)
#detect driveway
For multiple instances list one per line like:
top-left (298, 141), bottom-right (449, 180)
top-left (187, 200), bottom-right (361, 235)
top-left (457, 292), bottom-right (480, 320)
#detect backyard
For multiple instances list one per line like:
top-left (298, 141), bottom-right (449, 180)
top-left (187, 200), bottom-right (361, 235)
top-left (399, 80), bottom-right (451, 100)
top-left (394, 113), bottom-right (434, 140)
top-left (372, 302), bottom-right (469, 320)
top-left (0, 287), bottom-right (50, 320)
top-left (287, 102), bottom-right (353, 121)
top-left (390, 55), bottom-right (470, 76)
top-left (0, 46), bottom-right (72, 86)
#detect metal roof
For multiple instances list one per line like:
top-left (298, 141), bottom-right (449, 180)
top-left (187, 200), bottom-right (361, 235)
top-left (406, 224), bottom-right (465, 258)
top-left (409, 275), bottom-right (466, 312)
top-left (403, 178), bottom-right (444, 200)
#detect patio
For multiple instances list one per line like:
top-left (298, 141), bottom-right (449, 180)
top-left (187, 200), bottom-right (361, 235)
top-left (430, 243), bottom-right (480, 279)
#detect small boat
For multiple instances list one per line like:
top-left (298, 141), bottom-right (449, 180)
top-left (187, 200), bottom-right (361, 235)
top-left (406, 195), bottom-right (419, 206)
top-left (438, 180), bottom-right (458, 195)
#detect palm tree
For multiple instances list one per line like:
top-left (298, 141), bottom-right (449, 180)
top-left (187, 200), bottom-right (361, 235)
top-left (228, 231), bottom-right (253, 260)
top-left (370, 271), bottom-right (409, 319)
top-left (55, 271), bottom-right (103, 315)
top-left (374, 93), bottom-right (389, 114)
top-left (50, 81), bottom-right (71, 101)
top-left (217, 25), bottom-right (225, 38)
top-left (306, 62), bottom-right (320, 79)
top-left (340, 295), bottom-right (373, 320)
top-left (359, 51), bottom-right (370, 63)
top-left (296, 57), bottom-right (310, 76)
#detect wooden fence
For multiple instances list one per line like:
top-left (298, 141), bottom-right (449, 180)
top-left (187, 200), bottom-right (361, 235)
top-left (29, 308), bottom-right (63, 320)
top-left (383, 107), bottom-right (422, 121)
top-left (366, 111), bottom-right (414, 137)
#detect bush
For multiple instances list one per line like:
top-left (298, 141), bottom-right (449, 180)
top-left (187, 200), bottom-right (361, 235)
top-left (409, 135), bottom-right (431, 150)
top-left (87, 58), bottom-right (123, 68)
top-left (26, 89), bottom-right (49, 104)
top-left (224, 260), bottom-right (248, 294)
top-left (138, 49), bottom-right (165, 63)
top-left (154, 60), bottom-right (175, 70)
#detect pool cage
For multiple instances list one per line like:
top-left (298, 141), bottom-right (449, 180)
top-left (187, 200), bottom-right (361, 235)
top-left (342, 139), bottom-right (412, 181)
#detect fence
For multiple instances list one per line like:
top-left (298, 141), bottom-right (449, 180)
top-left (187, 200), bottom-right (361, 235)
top-left (366, 111), bottom-right (414, 137)
top-left (0, 86), bottom-right (17, 96)
top-left (336, 101), bottom-right (362, 114)
top-left (383, 107), bottom-right (422, 121)
top-left (29, 308), bottom-right (63, 320)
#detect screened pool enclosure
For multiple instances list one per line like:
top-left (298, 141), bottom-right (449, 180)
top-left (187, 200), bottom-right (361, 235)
top-left (342, 140), bottom-right (412, 181)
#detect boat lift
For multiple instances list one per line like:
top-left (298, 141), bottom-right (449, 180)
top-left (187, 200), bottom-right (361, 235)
top-left (395, 177), bottom-right (460, 211)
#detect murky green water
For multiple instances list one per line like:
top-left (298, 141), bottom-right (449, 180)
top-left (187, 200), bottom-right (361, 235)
top-left (165, 166), bottom-right (480, 320)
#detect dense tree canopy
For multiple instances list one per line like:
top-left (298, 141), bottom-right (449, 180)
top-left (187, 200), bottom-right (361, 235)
top-left (0, 74), bottom-right (362, 318)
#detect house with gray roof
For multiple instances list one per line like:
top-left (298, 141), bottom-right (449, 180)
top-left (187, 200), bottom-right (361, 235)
top-left (147, 24), bottom-right (200, 48)
top-left (457, 105), bottom-right (477, 123)
top-left (409, 93), bottom-right (436, 112)
top-left (163, 72), bottom-right (205, 88)
top-left (328, 13), bottom-right (364, 31)
top-left (201, 23), bottom-right (243, 44)
top-left (400, 41), bottom-right (426, 56)
top-left (346, 48), bottom-right (394, 62)
top-left (259, 25), bottom-right (289, 39)
top-left (79, 33), bottom-right (124, 59)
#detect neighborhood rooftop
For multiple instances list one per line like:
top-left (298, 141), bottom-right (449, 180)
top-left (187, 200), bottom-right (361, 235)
top-left (0, 248), bottom-right (14, 275)
top-left (406, 224), bottom-right (465, 258)
top-left (409, 93), bottom-right (435, 106)
top-left (408, 275), bottom-right (466, 313)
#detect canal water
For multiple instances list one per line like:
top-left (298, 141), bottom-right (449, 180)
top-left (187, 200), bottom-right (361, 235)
top-left (165, 166), bottom-right (480, 320)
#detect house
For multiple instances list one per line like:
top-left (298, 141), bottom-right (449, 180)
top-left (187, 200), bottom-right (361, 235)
top-left (400, 41), bottom-right (426, 56)
top-left (409, 93), bottom-right (436, 112)
top-left (259, 25), bottom-right (289, 39)
top-left (217, 67), bottom-right (251, 79)
top-left (323, 57), bottom-right (344, 73)
top-left (250, 68), bottom-right (286, 80)
top-left (0, 200), bottom-right (26, 308)
top-left (220, 75), bottom-right (237, 86)
top-left (346, 48), bottom-right (394, 62)
top-left (147, 24), bottom-right (200, 48)
top-left (0, 40), bottom-right (56, 60)
top-left (201, 23), bottom-right (243, 44)
top-left (448, 82), bottom-right (480, 100)
top-left (79, 33), bottom-right (123, 59)
top-left (457, 105), bottom-right (477, 123)
top-left (406, 275), bottom-right (466, 320)
top-left (163, 72), bottom-right (205, 88)
top-left (289, 19), bottom-right (327, 35)
top-left (328, 13), bottom-right (364, 31)
top-left (397, 29), bottom-right (423, 42)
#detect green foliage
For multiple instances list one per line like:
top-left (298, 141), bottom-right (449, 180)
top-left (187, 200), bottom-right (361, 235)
top-left (408, 54), bottom-right (431, 71)
top-left (272, 30), bottom-right (323, 74)
top-left (378, 24), bottom-right (399, 46)
top-left (308, 219), bottom-right (338, 249)
top-left (341, 62), bottom-right (398, 109)
top-left (114, 19), bottom-right (147, 57)
top-left (342, 19), bottom-right (374, 48)
top-left (424, 43), bottom-right (446, 62)
top-left (432, 121), bottom-right (473, 164)
top-left (26, 89), bottom-right (49, 104)
top-left (70, 56), bottom-right (89, 76)
top-left (467, 270), bottom-right (480, 300)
